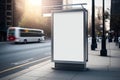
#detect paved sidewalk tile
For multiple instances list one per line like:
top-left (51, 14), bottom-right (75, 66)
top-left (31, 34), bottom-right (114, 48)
top-left (72, 71), bottom-right (120, 80)
top-left (11, 75), bottom-right (39, 80)
top-left (43, 70), bottom-right (78, 80)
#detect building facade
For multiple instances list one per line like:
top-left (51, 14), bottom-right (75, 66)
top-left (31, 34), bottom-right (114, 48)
top-left (0, 0), bottom-right (14, 41)
top-left (0, 0), bottom-right (6, 41)
top-left (41, 0), bottom-right (63, 37)
top-left (42, 0), bottom-right (63, 14)
top-left (111, 0), bottom-right (120, 33)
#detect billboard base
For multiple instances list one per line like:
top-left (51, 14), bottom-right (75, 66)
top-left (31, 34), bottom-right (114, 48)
top-left (53, 63), bottom-right (87, 71)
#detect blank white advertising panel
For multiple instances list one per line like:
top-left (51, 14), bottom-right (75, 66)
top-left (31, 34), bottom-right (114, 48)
top-left (53, 11), bottom-right (85, 62)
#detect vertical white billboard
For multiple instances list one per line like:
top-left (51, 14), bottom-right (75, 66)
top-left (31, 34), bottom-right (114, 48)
top-left (52, 9), bottom-right (88, 63)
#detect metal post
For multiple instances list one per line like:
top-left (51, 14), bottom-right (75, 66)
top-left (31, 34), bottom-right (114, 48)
top-left (91, 0), bottom-right (97, 50)
top-left (108, 30), bottom-right (112, 42)
top-left (100, 0), bottom-right (107, 56)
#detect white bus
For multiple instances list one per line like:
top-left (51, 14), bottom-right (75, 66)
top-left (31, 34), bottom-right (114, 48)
top-left (7, 27), bottom-right (45, 43)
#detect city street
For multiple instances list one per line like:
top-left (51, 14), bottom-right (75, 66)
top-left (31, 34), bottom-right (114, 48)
top-left (0, 40), bottom-right (51, 78)
top-left (1, 40), bottom-right (120, 80)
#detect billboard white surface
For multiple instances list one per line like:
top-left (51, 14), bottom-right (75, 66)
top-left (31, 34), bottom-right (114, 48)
top-left (53, 11), bottom-right (85, 62)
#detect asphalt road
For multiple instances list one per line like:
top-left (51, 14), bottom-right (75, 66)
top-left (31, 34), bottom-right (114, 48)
top-left (0, 40), bottom-right (51, 78)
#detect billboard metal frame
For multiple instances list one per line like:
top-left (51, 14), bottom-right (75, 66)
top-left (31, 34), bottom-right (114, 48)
top-left (51, 9), bottom-right (88, 65)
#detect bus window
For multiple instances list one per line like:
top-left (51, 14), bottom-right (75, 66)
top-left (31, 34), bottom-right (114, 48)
top-left (20, 29), bottom-right (43, 37)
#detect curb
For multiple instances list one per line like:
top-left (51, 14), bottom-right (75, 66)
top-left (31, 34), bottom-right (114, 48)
top-left (0, 57), bottom-right (51, 80)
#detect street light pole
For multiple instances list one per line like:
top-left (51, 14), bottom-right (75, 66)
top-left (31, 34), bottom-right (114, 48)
top-left (91, 0), bottom-right (97, 50)
top-left (100, 0), bottom-right (107, 56)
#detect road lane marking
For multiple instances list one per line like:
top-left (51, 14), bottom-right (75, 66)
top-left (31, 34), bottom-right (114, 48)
top-left (0, 56), bottom-right (51, 74)
top-left (12, 58), bottom-right (34, 65)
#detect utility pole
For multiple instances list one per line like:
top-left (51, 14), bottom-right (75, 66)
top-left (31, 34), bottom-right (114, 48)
top-left (91, 0), bottom-right (97, 50)
top-left (100, 0), bottom-right (107, 56)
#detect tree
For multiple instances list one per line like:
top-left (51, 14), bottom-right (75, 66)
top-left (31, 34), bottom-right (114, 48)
top-left (88, 7), bottom-right (103, 36)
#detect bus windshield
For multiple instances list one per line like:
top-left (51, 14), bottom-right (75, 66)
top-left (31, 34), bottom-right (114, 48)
top-left (8, 29), bottom-right (15, 36)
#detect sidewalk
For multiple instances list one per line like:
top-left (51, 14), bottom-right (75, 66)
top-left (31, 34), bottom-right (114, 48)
top-left (1, 42), bottom-right (120, 80)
